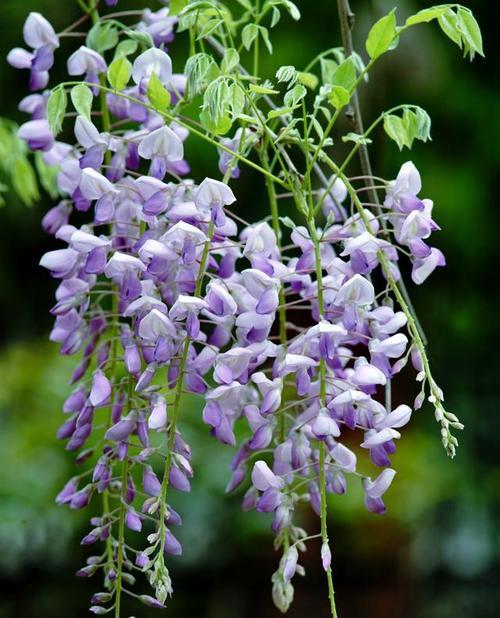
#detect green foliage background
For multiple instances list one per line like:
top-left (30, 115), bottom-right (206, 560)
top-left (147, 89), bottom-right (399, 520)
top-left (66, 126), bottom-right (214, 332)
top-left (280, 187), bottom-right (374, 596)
top-left (0, 1), bottom-right (498, 616)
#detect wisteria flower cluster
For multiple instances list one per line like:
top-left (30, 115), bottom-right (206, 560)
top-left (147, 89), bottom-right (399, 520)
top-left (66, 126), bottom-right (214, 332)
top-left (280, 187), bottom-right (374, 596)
top-left (7, 1), bottom-right (482, 616)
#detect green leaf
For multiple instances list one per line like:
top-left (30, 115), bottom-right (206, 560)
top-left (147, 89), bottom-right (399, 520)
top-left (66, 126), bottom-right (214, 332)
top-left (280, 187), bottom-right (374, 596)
top-left (242, 24), bottom-right (259, 50)
top-left (201, 78), bottom-right (235, 135)
top-left (12, 157), bottom-right (39, 206)
top-left (249, 83), bottom-right (280, 95)
top-left (221, 48), bottom-right (240, 73)
top-left (438, 9), bottom-right (462, 47)
top-left (185, 53), bottom-right (220, 97)
top-left (259, 26), bottom-right (273, 54)
top-left (267, 106), bottom-right (294, 119)
top-left (228, 83), bottom-right (245, 118)
top-left (383, 114), bottom-right (407, 150)
top-left (197, 18), bottom-right (224, 39)
top-left (342, 132), bottom-right (373, 145)
top-left (114, 39), bottom-right (138, 59)
top-left (297, 71), bottom-right (319, 90)
top-left (86, 22), bottom-right (119, 53)
top-left (405, 7), bottom-right (450, 27)
top-left (410, 106), bottom-right (432, 142)
top-left (281, 0), bottom-right (301, 21)
top-left (365, 9), bottom-right (397, 60)
top-left (70, 84), bottom-right (93, 119)
top-left (276, 65), bottom-right (297, 84)
top-left (328, 85), bottom-right (350, 109)
top-left (284, 84), bottom-right (307, 108)
top-left (270, 6), bottom-right (281, 28)
top-left (123, 29), bottom-right (153, 49)
top-left (34, 152), bottom-right (59, 199)
top-left (147, 72), bottom-right (171, 111)
top-left (330, 57), bottom-right (357, 91)
top-left (320, 58), bottom-right (338, 86)
top-left (279, 216), bottom-right (296, 230)
top-left (170, 0), bottom-right (189, 15)
top-left (383, 106), bottom-right (432, 150)
top-left (107, 56), bottom-right (132, 91)
top-left (47, 88), bottom-right (67, 136)
top-left (457, 8), bottom-right (484, 59)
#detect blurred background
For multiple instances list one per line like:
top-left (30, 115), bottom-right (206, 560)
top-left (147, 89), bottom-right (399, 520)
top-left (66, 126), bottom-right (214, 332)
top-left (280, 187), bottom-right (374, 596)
top-left (0, 0), bottom-right (498, 616)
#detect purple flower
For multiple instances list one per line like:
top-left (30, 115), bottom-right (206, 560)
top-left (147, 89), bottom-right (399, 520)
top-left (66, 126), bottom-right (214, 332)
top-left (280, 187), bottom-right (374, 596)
top-left (18, 119), bottom-right (54, 151)
top-left (132, 48), bottom-right (173, 89)
top-left (138, 125), bottom-right (184, 179)
top-left (251, 461), bottom-right (283, 492)
top-left (143, 465), bottom-right (161, 496)
top-left (67, 46), bottom-right (107, 88)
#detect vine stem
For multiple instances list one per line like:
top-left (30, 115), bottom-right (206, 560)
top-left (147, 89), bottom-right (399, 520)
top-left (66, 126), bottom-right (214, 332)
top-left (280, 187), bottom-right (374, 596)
top-left (260, 148), bottom-right (287, 440)
top-left (85, 4), bottom-right (127, 614)
top-left (319, 442), bottom-right (338, 618)
top-left (259, 145), bottom-right (290, 557)
top-left (306, 198), bottom-right (338, 617)
top-left (114, 381), bottom-right (132, 618)
top-left (158, 219), bottom-right (215, 554)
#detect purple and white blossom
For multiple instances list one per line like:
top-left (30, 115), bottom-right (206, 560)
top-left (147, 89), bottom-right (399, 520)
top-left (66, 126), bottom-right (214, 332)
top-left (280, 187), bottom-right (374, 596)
top-left (7, 0), bottom-right (465, 615)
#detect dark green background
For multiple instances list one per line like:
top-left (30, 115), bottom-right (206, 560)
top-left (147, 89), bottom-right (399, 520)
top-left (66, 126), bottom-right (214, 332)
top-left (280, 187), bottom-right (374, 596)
top-left (0, 1), bottom-right (498, 617)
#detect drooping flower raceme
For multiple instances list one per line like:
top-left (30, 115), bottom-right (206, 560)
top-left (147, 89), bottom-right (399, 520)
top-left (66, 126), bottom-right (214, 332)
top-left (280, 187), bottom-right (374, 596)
top-left (7, 1), bottom-right (478, 616)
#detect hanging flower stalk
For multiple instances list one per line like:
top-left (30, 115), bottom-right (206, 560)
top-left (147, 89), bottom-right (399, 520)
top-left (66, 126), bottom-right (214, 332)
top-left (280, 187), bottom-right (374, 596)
top-left (7, 0), bottom-right (483, 616)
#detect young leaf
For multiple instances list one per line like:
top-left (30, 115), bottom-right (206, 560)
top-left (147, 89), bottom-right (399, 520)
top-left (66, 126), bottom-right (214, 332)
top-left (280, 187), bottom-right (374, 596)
top-left (12, 157), bottom-right (39, 206)
top-left (108, 56), bottom-right (132, 91)
top-left (242, 24), bottom-right (259, 50)
top-left (276, 65), bottom-right (298, 85)
top-left (197, 18), bottom-right (224, 40)
top-left (281, 0), bottom-right (301, 21)
top-left (70, 84), bottom-right (93, 120)
top-left (47, 87), bottom-right (67, 136)
top-left (383, 114), bottom-right (407, 150)
top-left (249, 83), bottom-right (280, 95)
top-left (279, 216), bottom-right (296, 230)
top-left (284, 84), bottom-right (307, 108)
top-left (123, 29), bottom-right (154, 49)
top-left (170, 0), bottom-right (189, 15)
top-left (185, 53), bottom-right (219, 97)
top-left (366, 9), bottom-right (398, 60)
top-left (268, 107), bottom-right (294, 119)
top-left (384, 106), bottom-right (432, 150)
top-left (221, 48), bottom-right (240, 73)
top-left (259, 26), bottom-right (273, 54)
top-left (270, 6), bottom-right (281, 28)
top-left (328, 85), bottom-right (350, 110)
top-left (147, 72), bottom-right (171, 111)
top-left (405, 7), bottom-right (449, 27)
top-left (438, 9), bottom-right (462, 47)
top-left (201, 78), bottom-right (233, 135)
top-left (457, 8), bottom-right (484, 59)
top-left (114, 39), bottom-right (138, 59)
top-left (330, 57), bottom-right (356, 91)
top-left (320, 58), bottom-right (338, 86)
top-left (412, 107), bottom-right (432, 142)
top-left (342, 132), bottom-right (373, 145)
top-left (34, 152), bottom-right (59, 199)
top-left (297, 71), bottom-right (319, 90)
top-left (86, 22), bottom-right (119, 54)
